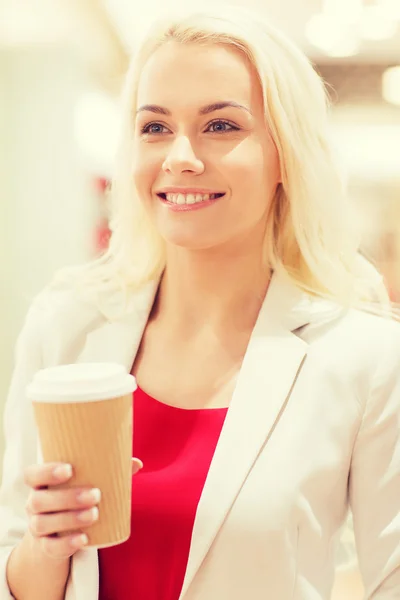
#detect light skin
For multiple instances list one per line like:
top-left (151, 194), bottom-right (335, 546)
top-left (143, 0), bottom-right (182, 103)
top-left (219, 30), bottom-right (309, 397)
top-left (132, 41), bottom-right (281, 408)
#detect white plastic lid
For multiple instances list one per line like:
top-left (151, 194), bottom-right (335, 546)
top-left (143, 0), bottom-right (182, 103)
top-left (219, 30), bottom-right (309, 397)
top-left (27, 363), bottom-right (137, 403)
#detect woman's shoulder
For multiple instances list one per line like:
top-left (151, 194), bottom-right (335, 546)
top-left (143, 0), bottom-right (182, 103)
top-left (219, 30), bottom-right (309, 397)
top-left (30, 267), bottom-right (99, 324)
top-left (341, 305), bottom-right (400, 348)
top-left (28, 263), bottom-right (158, 333)
top-left (306, 301), bottom-right (400, 387)
top-left (20, 276), bottom-right (101, 359)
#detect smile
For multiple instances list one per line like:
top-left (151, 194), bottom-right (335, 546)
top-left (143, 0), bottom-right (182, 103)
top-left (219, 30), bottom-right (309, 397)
top-left (156, 191), bottom-right (225, 211)
top-left (158, 192), bottom-right (225, 205)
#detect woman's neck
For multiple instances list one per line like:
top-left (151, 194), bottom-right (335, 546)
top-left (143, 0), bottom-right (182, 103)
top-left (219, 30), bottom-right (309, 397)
top-left (154, 237), bottom-right (271, 334)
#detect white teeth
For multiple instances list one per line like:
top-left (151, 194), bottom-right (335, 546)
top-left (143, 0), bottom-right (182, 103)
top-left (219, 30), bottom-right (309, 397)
top-left (165, 194), bottom-right (222, 204)
top-left (165, 192), bottom-right (221, 205)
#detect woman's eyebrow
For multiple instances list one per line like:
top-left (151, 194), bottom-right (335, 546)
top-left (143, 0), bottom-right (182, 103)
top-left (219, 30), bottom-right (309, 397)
top-left (136, 105), bottom-right (170, 116)
top-left (136, 101), bottom-right (252, 116)
top-left (199, 101), bottom-right (252, 115)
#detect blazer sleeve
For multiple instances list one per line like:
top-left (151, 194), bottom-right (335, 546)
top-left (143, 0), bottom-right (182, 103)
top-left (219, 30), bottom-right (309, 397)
top-left (349, 322), bottom-right (400, 598)
top-left (0, 298), bottom-right (46, 599)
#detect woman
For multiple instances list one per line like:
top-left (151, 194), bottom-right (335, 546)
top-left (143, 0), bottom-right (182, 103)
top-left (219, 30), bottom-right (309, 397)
top-left (1, 6), bottom-right (400, 600)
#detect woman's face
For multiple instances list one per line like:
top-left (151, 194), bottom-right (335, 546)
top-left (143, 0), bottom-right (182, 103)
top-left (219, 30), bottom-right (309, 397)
top-left (133, 41), bottom-right (281, 252)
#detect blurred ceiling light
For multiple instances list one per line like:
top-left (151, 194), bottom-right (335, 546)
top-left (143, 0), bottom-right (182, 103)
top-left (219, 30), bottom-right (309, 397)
top-left (322, 0), bottom-right (363, 23)
top-left (326, 37), bottom-right (361, 58)
top-left (378, 0), bottom-right (400, 21)
top-left (0, 3), bottom-right (69, 45)
top-left (382, 65), bottom-right (400, 106)
top-left (305, 13), bottom-right (360, 56)
top-left (332, 123), bottom-right (400, 179)
top-left (74, 90), bottom-right (120, 175)
top-left (360, 5), bottom-right (399, 40)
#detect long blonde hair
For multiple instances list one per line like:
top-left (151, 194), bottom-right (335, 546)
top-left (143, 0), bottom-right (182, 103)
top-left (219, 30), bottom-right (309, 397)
top-left (54, 6), bottom-right (391, 315)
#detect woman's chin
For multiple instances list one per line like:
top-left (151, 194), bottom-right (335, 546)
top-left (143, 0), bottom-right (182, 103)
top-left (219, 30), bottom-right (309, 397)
top-left (161, 230), bottom-right (220, 252)
top-left (154, 218), bottom-right (213, 250)
top-left (164, 237), bottom-right (215, 251)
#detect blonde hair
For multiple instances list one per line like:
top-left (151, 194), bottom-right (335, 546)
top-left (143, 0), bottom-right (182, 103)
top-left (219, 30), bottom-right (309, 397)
top-left (54, 5), bottom-right (392, 315)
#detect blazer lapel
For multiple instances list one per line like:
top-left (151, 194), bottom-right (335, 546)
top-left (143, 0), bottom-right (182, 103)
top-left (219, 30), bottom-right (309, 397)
top-left (76, 281), bottom-right (158, 373)
top-left (179, 274), bottom-right (311, 599)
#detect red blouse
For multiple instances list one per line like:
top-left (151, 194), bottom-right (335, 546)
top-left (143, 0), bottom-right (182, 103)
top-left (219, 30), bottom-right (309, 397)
top-left (98, 387), bottom-right (228, 600)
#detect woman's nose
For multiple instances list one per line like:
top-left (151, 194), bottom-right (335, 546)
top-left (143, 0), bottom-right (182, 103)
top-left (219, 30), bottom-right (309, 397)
top-left (162, 136), bottom-right (204, 175)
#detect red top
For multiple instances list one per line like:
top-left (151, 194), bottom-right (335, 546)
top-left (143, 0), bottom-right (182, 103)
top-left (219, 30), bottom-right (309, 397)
top-left (98, 387), bottom-right (228, 600)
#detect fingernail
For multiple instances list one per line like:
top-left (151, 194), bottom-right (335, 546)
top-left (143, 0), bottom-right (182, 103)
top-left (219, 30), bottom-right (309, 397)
top-left (77, 488), bottom-right (101, 504)
top-left (71, 533), bottom-right (88, 548)
top-left (53, 464), bottom-right (73, 480)
top-left (78, 507), bottom-right (99, 523)
top-left (132, 458), bottom-right (143, 470)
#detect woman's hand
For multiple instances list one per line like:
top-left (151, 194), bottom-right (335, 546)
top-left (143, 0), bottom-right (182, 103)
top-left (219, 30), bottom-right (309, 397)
top-left (23, 458), bottom-right (143, 560)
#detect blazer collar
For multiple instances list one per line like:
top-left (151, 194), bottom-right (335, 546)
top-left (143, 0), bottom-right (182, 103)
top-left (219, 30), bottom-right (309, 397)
top-left (265, 271), bottom-right (345, 332)
top-left (97, 269), bottom-right (344, 334)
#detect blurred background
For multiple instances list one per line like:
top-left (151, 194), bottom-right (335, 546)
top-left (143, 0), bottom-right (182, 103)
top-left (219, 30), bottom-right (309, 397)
top-left (1, 1), bottom-right (399, 596)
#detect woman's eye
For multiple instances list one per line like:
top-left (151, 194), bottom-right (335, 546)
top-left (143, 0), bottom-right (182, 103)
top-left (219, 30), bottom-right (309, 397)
top-left (206, 120), bottom-right (239, 133)
top-left (141, 123), bottom-right (169, 135)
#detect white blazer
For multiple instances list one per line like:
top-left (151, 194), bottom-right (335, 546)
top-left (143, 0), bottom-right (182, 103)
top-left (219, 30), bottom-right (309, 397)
top-left (1, 272), bottom-right (400, 600)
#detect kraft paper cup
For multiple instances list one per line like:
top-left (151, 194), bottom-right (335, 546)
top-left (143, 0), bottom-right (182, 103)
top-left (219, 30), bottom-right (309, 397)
top-left (27, 363), bottom-right (137, 548)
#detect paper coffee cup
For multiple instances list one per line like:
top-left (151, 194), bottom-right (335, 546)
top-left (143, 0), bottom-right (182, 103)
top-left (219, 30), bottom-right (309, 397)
top-left (27, 363), bottom-right (137, 548)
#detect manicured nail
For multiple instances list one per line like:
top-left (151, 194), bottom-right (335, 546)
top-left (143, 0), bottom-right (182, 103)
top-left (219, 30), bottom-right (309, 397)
top-left (53, 464), bottom-right (73, 480)
top-left (77, 488), bottom-right (101, 504)
top-left (78, 507), bottom-right (99, 523)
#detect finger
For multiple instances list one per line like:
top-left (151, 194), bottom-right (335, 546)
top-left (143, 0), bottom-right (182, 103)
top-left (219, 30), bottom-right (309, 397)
top-left (30, 507), bottom-right (99, 537)
top-left (40, 533), bottom-right (89, 560)
top-left (26, 487), bottom-right (102, 515)
top-left (24, 463), bottom-right (73, 489)
top-left (132, 458), bottom-right (143, 475)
